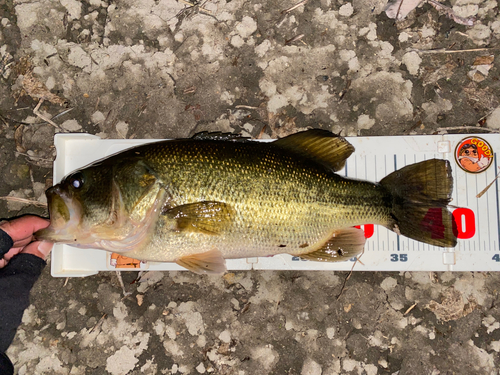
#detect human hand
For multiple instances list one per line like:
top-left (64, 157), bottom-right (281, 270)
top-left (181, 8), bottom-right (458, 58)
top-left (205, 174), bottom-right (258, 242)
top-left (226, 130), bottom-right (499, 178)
top-left (0, 216), bottom-right (53, 269)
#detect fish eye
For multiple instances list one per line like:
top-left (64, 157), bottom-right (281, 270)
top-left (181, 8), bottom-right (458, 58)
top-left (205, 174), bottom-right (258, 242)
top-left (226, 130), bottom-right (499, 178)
top-left (69, 172), bottom-right (84, 189)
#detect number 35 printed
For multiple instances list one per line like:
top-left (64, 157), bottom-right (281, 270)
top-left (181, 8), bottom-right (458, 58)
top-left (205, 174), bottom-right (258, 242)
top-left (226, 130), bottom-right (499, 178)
top-left (391, 254), bottom-right (407, 262)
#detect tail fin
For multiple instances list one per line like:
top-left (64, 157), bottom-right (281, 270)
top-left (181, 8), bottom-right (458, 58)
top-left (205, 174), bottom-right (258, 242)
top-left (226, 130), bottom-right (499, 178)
top-left (379, 159), bottom-right (457, 248)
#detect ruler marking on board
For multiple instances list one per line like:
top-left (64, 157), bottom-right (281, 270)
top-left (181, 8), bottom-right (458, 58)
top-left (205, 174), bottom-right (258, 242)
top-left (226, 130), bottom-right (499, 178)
top-left (466, 168), bottom-right (470, 207)
top-left (452, 160), bottom-right (460, 251)
top-left (476, 171), bottom-right (481, 252)
top-left (457, 161), bottom-right (470, 252)
top-left (374, 154), bottom-right (378, 253)
top-left (364, 154), bottom-right (367, 180)
top-left (355, 153), bottom-right (357, 179)
top-left (394, 154), bottom-right (400, 252)
top-left (486, 168), bottom-right (491, 251)
top-left (416, 151), bottom-right (421, 253)
top-left (496, 153), bottom-right (500, 251)
top-left (384, 156), bottom-right (388, 252)
top-left (376, 220), bottom-right (380, 252)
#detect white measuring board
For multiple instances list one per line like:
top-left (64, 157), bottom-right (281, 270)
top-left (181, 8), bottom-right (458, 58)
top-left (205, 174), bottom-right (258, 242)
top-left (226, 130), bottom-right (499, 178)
top-left (49, 133), bottom-right (500, 277)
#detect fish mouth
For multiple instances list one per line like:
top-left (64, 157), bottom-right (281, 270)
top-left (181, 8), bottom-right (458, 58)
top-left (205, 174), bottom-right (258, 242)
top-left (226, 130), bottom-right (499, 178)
top-left (35, 185), bottom-right (83, 242)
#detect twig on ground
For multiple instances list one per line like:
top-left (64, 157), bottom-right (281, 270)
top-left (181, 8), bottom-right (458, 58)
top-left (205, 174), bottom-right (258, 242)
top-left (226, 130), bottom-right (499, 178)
top-left (116, 271), bottom-right (132, 297)
top-left (89, 313), bottom-right (107, 334)
top-left (0, 196), bottom-right (47, 208)
top-left (285, 34), bottom-right (305, 46)
top-left (477, 168), bottom-right (500, 198)
top-left (282, 0), bottom-right (308, 14)
top-left (52, 107), bottom-right (74, 121)
top-left (437, 126), bottom-right (497, 133)
top-left (33, 99), bottom-right (64, 131)
top-left (427, 0), bottom-right (475, 25)
top-left (394, 0), bottom-right (407, 21)
top-left (336, 252), bottom-right (364, 300)
top-left (412, 47), bottom-right (498, 54)
top-left (404, 303), bottom-right (418, 315)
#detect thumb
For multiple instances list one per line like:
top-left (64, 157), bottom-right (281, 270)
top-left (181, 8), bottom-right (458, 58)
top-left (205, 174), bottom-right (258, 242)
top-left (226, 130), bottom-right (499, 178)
top-left (22, 241), bottom-right (54, 260)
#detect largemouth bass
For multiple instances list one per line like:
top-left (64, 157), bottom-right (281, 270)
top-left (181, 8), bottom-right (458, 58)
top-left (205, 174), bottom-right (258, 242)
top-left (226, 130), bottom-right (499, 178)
top-left (36, 130), bottom-right (457, 274)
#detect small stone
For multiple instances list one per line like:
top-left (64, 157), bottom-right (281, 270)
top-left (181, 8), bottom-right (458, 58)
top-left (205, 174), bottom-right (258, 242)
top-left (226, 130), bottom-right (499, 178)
top-left (301, 358), bottom-right (322, 375)
top-left (91, 111), bottom-right (106, 124)
top-left (196, 362), bottom-right (206, 373)
top-left (380, 277), bottom-right (398, 291)
top-left (357, 114), bottom-right (375, 130)
top-left (61, 119), bottom-right (82, 132)
top-left (219, 330), bottom-right (231, 343)
top-left (326, 327), bottom-right (335, 339)
top-left (230, 298), bottom-right (240, 310)
top-left (402, 51), bottom-right (422, 75)
top-left (116, 121), bottom-right (129, 138)
top-left (46, 76), bottom-right (56, 90)
top-left (339, 3), bottom-right (354, 17)
top-left (487, 106), bottom-right (500, 129)
top-left (491, 341), bottom-right (500, 352)
top-left (378, 358), bottom-right (388, 368)
top-left (468, 69), bottom-right (486, 82)
top-left (236, 16), bottom-right (257, 38)
top-left (6, 189), bottom-right (32, 211)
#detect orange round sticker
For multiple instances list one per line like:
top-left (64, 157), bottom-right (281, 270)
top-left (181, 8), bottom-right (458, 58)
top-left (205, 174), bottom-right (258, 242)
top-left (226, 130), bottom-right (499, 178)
top-left (455, 137), bottom-right (493, 173)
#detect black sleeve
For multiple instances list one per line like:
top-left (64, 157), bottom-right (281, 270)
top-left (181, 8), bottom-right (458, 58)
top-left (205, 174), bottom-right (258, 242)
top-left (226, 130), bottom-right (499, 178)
top-left (0, 253), bottom-right (46, 375)
top-left (0, 228), bottom-right (13, 258)
top-left (0, 352), bottom-right (14, 375)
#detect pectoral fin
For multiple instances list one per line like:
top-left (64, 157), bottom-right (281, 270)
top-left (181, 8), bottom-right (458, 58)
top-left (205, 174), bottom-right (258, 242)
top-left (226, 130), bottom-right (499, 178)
top-left (176, 249), bottom-right (227, 274)
top-left (298, 227), bottom-right (366, 262)
top-left (164, 201), bottom-right (235, 235)
top-left (274, 129), bottom-right (355, 172)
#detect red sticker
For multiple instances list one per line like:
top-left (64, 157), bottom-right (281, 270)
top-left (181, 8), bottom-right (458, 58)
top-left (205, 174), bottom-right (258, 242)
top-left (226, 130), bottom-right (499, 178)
top-left (455, 137), bottom-right (493, 173)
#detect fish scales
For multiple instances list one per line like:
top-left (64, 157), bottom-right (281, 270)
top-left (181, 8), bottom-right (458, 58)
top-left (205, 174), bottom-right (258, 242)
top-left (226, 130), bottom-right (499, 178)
top-left (121, 140), bottom-right (391, 261)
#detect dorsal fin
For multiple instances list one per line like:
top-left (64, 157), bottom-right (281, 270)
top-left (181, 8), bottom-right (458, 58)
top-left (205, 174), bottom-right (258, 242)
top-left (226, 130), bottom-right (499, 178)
top-left (273, 129), bottom-right (355, 172)
top-left (191, 132), bottom-right (249, 142)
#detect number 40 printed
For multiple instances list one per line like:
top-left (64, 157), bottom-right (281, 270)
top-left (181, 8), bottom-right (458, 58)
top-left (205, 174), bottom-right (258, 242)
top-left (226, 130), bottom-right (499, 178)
top-left (356, 208), bottom-right (476, 240)
top-left (354, 208), bottom-right (477, 264)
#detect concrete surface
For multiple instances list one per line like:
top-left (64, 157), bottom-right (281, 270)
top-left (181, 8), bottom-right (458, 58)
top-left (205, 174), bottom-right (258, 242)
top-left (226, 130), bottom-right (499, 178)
top-left (1, 0), bottom-right (500, 373)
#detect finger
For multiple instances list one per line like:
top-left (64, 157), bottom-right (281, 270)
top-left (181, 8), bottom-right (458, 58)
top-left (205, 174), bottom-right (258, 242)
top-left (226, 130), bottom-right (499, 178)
top-left (0, 216), bottom-right (50, 245)
top-left (2, 247), bottom-right (22, 261)
top-left (22, 241), bottom-right (53, 260)
top-left (7, 237), bottom-right (34, 249)
top-left (0, 247), bottom-right (22, 268)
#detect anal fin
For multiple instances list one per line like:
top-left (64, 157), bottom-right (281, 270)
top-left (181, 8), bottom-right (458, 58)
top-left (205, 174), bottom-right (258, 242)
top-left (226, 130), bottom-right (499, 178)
top-left (298, 227), bottom-right (366, 262)
top-left (176, 249), bottom-right (227, 275)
